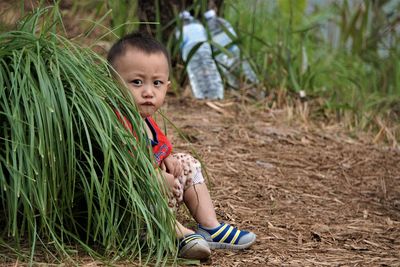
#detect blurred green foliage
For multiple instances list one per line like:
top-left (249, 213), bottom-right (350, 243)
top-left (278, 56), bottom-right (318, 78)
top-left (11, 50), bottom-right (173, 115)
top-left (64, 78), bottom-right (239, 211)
top-left (1, 0), bottom-right (398, 139)
top-left (221, 0), bottom-right (399, 140)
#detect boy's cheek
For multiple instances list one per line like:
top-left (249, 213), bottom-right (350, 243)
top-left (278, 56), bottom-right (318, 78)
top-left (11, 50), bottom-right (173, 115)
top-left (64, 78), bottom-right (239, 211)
top-left (127, 86), bottom-right (136, 95)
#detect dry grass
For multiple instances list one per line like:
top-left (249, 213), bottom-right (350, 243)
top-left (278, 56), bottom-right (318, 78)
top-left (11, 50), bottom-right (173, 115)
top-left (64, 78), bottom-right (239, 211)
top-left (163, 93), bottom-right (400, 267)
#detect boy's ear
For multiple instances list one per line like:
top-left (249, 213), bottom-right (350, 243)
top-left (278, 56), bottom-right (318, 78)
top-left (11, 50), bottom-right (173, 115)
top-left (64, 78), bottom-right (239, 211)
top-left (167, 80), bottom-right (171, 90)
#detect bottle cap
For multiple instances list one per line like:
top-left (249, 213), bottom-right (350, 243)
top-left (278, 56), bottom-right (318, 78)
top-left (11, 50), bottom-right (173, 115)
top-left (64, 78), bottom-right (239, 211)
top-left (180, 10), bottom-right (192, 19)
top-left (204, 9), bottom-right (216, 19)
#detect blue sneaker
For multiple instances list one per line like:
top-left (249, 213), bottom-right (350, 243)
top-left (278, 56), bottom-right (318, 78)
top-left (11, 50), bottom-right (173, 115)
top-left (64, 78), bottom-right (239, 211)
top-left (196, 223), bottom-right (256, 250)
top-left (178, 233), bottom-right (211, 260)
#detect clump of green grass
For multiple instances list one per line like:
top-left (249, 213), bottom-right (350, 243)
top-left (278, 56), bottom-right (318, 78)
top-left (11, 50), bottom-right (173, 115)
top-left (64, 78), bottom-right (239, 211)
top-left (0, 6), bottom-right (176, 265)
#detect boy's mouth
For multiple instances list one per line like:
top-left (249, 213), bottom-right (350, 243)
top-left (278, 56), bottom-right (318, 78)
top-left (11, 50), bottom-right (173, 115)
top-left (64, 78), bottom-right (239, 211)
top-left (141, 102), bottom-right (154, 106)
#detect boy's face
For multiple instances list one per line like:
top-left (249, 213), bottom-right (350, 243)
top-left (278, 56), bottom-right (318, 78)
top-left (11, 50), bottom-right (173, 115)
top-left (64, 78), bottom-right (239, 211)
top-left (114, 47), bottom-right (170, 118)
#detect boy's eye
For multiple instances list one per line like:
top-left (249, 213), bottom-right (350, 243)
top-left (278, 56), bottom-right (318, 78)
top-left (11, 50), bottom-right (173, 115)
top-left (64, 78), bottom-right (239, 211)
top-left (130, 79), bottom-right (142, 86)
top-left (154, 80), bottom-right (164, 87)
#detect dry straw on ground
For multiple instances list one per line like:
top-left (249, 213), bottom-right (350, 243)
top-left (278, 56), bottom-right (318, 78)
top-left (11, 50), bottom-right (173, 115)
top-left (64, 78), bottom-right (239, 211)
top-left (165, 95), bottom-right (400, 267)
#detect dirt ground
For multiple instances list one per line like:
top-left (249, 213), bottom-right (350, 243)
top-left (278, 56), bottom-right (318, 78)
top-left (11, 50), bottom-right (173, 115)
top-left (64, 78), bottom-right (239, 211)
top-left (163, 94), bottom-right (400, 267)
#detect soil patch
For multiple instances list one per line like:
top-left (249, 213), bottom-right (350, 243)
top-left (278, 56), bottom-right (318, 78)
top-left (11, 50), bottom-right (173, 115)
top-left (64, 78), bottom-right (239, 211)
top-left (163, 95), bottom-right (400, 267)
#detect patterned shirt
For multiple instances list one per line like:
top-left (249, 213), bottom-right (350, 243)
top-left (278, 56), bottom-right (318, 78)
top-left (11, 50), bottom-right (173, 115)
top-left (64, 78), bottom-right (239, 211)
top-left (144, 116), bottom-right (172, 166)
top-left (115, 111), bottom-right (172, 166)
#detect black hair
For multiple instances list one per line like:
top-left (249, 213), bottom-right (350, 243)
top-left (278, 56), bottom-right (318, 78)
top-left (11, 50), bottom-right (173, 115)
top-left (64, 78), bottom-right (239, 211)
top-left (107, 31), bottom-right (170, 69)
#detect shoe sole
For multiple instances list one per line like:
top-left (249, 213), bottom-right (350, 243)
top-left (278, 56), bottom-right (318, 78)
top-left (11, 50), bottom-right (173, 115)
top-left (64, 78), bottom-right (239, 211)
top-left (179, 241), bottom-right (211, 260)
top-left (207, 235), bottom-right (256, 250)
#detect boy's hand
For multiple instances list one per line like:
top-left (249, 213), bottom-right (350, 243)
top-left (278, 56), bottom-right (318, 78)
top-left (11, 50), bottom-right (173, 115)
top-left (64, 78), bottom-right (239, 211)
top-left (163, 155), bottom-right (183, 178)
top-left (163, 171), bottom-right (182, 199)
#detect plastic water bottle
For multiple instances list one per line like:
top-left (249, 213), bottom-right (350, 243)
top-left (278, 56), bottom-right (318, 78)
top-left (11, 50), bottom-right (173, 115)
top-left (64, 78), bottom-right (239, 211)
top-left (176, 11), bottom-right (224, 99)
top-left (204, 9), bottom-right (258, 88)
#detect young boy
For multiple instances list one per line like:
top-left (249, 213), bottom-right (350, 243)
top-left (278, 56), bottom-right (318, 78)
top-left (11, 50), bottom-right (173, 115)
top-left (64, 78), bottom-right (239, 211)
top-left (107, 32), bottom-right (256, 260)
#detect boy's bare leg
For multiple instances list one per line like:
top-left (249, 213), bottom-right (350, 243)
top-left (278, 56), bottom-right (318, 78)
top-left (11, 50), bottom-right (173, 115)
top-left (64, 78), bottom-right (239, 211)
top-left (183, 183), bottom-right (220, 228)
top-left (175, 220), bottom-right (195, 238)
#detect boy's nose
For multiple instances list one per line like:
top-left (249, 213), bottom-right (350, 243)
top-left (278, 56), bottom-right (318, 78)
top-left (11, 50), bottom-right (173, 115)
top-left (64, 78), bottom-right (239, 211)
top-left (142, 86), bottom-right (154, 98)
